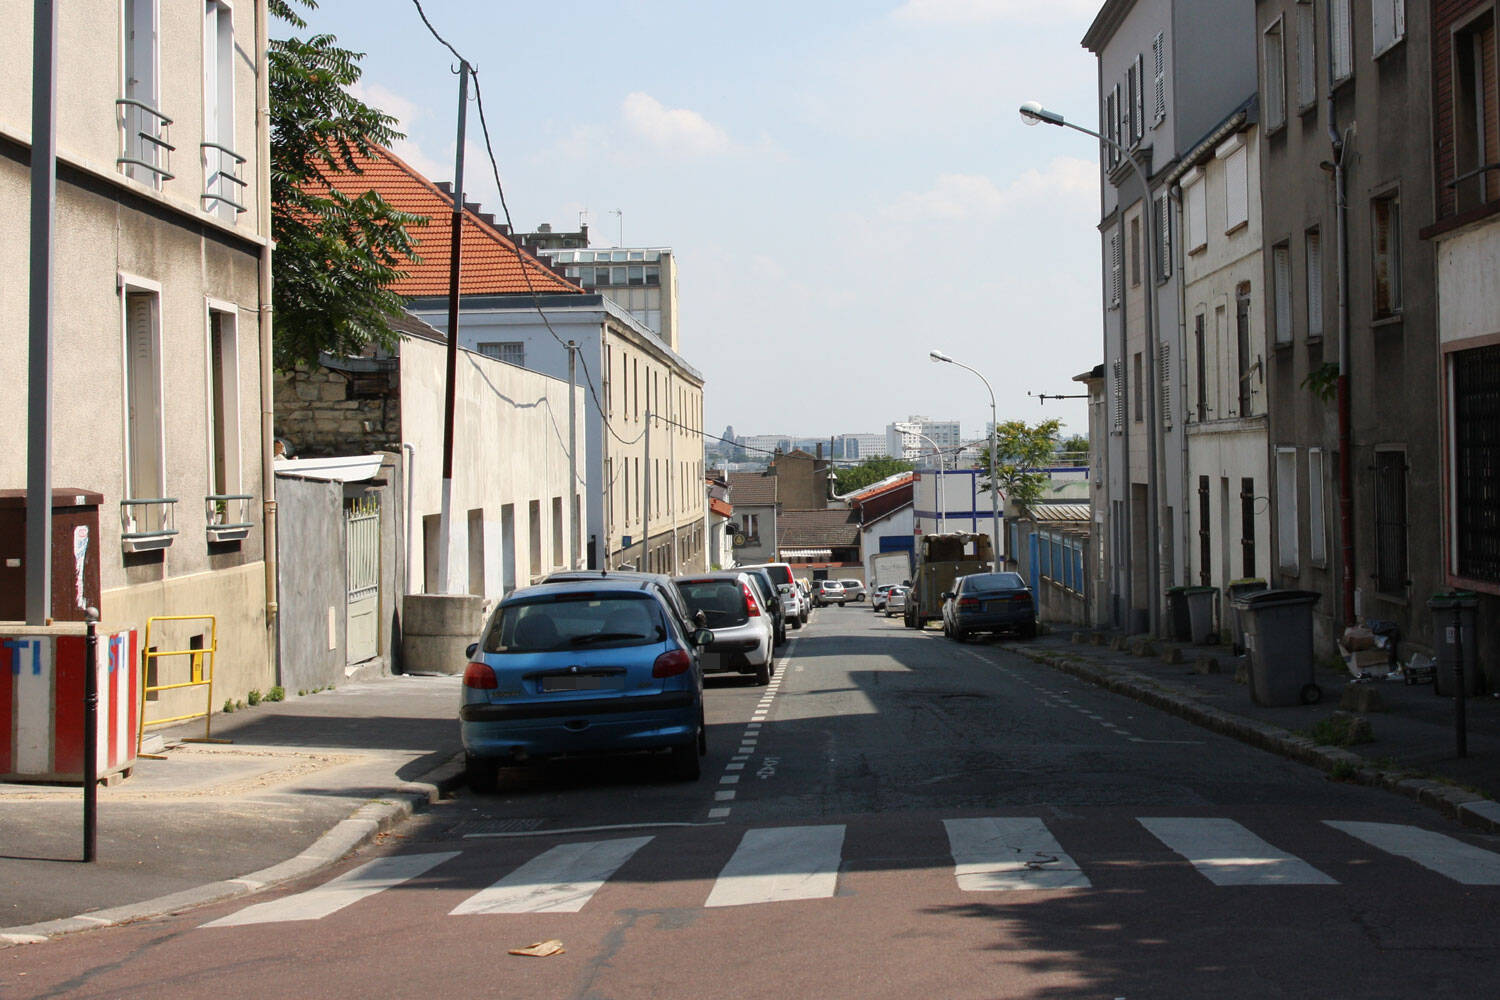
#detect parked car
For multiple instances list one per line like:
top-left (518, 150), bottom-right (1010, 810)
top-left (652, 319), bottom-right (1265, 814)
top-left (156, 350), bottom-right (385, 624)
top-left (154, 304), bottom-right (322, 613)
top-left (461, 578), bottom-right (711, 793)
top-left (673, 572), bottom-right (776, 684)
top-left (543, 569), bottom-right (697, 637)
top-left (739, 565), bottom-right (788, 645)
top-left (813, 579), bottom-right (847, 606)
top-left (742, 562), bottom-right (808, 626)
top-left (839, 579), bottom-right (867, 603)
top-left (884, 585), bottom-right (909, 618)
top-left (871, 584), bottom-right (900, 613)
top-left (940, 572), bottom-right (1036, 642)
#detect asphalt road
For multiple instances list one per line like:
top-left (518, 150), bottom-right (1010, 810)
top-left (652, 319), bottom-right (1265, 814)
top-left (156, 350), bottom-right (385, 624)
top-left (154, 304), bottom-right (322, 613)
top-left (6, 607), bottom-right (1500, 999)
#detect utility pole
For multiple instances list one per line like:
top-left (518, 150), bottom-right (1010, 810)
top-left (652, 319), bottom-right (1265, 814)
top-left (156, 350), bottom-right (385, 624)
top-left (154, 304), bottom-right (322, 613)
top-left (437, 61), bottom-right (469, 594)
top-left (568, 342), bottom-right (579, 570)
top-left (26, 0), bottom-right (57, 625)
top-left (642, 407), bottom-right (651, 572)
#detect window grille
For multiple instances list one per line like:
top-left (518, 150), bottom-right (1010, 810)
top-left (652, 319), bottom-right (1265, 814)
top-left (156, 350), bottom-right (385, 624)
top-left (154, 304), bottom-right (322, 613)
top-left (1374, 450), bottom-right (1409, 593)
top-left (1453, 345), bottom-right (1500, 582)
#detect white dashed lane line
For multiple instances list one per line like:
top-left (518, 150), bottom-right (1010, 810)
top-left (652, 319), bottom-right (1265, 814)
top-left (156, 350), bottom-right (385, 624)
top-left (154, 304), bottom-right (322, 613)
top-left (708, 637), bottom-right (793, 821)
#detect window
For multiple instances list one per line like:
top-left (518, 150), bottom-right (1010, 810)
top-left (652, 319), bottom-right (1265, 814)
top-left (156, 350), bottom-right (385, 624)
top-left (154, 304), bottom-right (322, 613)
top-left (1372, 194), bottom-right (1402, 318)
top-left (1129, 54), bottom-right (1145, 145)
top-left (1156, 193), bottom-right (1173, 278)
top-left (1152, 32), bottom-right (1167, 126)
top-left (1183, 170), bottom-right (1207, 252)
top-left (202, 1), bottom-right (239, 219)
top-left (1264, 18), bottom-right (1287, 131)
top-left (552, 496), bottom-right (563, 567)
top-left (1133, 352), bottom-right (1143, 423)
top-left (124, 284), bottom-right (165, 528)
top-left (1296, 1), bottom-right (1318, 110)
top-left (1452, 344), bottom-right (1500, 583)
top-left (1221, 140), bottom-right (1248, 231)
top-left (529, 499), bottom-right (543, 577)
top-left (1276, 451), bottom-right (1298, 574)
top-left (1272, 243), bottom-right (1293, 345)
top-left (1130, 217), bottom-right (1141, 287)
top-left (1308, 448), bottom-right (1328, 567)
top-left (1241, 477), bottom-right (1258, 578)
top-left (1109, 230), bottom-right (1123, 308)
top-left (1372, 0), bottom-right (1406, 57)
top-left (1194, 313), bottom-right (1207, 421)
top-left (1330, 0), bottom-right (1353, 84)
top-left (1453, 13), bottom-right (1499, 212)
top-left (477, 341), bottom-right (524, 366)
top-left (206, 305), bottom-right (240, 501)
top-left (1105, 85), bottom-right (1122, 168)
top-left (1304, 229), bottom-right (1324, 338)
top-left (1197, 476), bottom-right (1212, 585)
top-left (122, 0), bottom-right (168, 187)
top-left (1374, 450), bottom-right (1408, 593)
top-left (1236, 287), bottom-right (1252, 416)
top-left (1111, 359), bottom-right (1125, 432)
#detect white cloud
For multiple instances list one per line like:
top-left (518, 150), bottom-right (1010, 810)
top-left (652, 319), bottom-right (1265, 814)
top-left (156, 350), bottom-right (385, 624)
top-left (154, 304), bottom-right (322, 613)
top-left (891, 0), bottom-right (1101, 26)
top-left (881, 156), bottom-right (1095, 222)
top-left (621, 92), bottom-right (731, 157)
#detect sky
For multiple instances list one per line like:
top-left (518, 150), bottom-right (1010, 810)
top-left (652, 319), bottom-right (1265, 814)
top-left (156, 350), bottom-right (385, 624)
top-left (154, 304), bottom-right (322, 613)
top-left (292, 0), bottom-right (1105, 446)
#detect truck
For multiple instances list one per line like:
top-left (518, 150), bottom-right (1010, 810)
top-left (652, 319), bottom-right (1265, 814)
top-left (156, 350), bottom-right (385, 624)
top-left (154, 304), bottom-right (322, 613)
top-left (868, 550), bottom-right (913, 594)
top-left (903, 531), bottom-right (993, 629)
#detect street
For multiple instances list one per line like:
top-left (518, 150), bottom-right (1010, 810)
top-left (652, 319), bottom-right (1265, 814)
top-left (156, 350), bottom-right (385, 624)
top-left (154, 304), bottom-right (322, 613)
top-left (5, 609), bottom-right (1500, 999)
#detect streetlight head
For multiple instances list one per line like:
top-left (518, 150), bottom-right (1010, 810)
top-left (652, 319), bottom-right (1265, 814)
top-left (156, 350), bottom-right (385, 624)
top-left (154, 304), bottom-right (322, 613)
top-left (929, 349), bottom-right (953, 364)
top-left (1019, 101), bottom-right (1065, 127)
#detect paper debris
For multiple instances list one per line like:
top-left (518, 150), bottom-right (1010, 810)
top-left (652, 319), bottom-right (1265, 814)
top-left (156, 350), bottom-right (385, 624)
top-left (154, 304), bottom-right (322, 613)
top-left (509, 940), bottom-right (565, 958)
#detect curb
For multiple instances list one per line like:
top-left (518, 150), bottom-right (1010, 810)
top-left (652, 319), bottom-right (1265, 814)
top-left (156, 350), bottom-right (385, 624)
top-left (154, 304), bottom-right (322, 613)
top-left (1014, 645), bottom-right (1500, 836)
top-left (0, 751), bottom-right (467, 948)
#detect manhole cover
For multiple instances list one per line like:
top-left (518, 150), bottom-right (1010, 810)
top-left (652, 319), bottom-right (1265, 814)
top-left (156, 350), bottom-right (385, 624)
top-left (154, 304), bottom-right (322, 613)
top-left (449, 818), bottom-right (547, 836)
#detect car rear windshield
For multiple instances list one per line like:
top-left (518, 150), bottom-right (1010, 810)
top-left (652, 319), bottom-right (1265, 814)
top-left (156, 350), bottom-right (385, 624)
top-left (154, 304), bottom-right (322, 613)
top-left (962, 573), bottom-right (1026, 591)
top-left (839, 580), bottom-right (861, 587)
top-left (676, 580), bottom-right (749, 627)
top-left (483, 595), bottom-right (665, 653)
top-left (759, 565), bottom-right (792, 587)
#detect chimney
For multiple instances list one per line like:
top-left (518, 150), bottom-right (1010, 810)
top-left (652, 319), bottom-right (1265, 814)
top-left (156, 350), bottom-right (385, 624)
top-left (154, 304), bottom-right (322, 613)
top-left (435, 181), bottom-right (452, 195)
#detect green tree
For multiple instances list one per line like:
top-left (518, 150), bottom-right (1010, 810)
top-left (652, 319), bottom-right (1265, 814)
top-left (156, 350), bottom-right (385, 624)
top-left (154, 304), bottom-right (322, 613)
top-left (834, 456), bottom-right (914, 494)
top-left (976, 418), bottom-right (1062, 513)
top-left (270, 0), bottom-right (425, 369)
top-left (1056, 433), bottom-right (1089, 459)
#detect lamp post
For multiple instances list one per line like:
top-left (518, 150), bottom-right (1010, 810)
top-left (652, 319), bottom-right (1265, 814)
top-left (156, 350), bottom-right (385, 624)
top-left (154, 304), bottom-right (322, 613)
top-left (916, 431), bottom-right (946, 531)
top-left (930, 350), bottom-right (1002, 567)
top-left (1020, 100), bottom-right (1162, 635)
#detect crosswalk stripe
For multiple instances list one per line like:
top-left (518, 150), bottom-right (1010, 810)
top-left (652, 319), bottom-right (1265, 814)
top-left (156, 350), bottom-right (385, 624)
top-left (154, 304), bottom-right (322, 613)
top-left (704, 825), bottom-right (845, 908)
top-left (1326, 821), bottom-right (1500, 885)
top-left (944, 817), bottom-right (1090, 891)
top-left (1139, 818), bottom-right (1337, 886)
top-left (201, 851), bottom-right (460, 927)
top-left (450, 836), bottom-right (652, 915)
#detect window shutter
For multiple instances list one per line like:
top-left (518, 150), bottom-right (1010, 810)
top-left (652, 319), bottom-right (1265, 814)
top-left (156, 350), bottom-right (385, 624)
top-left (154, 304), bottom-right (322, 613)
top-left (1305, 230), bottom-right (1324, 338)
top-left (1264, 21), bottom-right (1286, 130)
top-left (1158, 342), bottom-right (1172, 429)
top-left (1132, 53), bottom-right (1145, 143)
top-left (1157, 194), bottom-right (1173, 279)
top-left (1111, 360), bottom-right (1125, 432)
top-left (1296, 2), bottom-right (1317, 108)
top-left (1109, 231), bottom-right (1123, 308)
top-left (1152, 33), bottom-right (1166, 124)
top-left (1330, 0), bottom-right (1352, 81)
top-left (1273, 245), bottom-right (1292, 344)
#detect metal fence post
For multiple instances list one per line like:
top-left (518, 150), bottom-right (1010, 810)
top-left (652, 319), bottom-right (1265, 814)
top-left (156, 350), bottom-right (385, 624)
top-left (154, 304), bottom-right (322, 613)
top-left (84, 606), bottom-right (99, 862)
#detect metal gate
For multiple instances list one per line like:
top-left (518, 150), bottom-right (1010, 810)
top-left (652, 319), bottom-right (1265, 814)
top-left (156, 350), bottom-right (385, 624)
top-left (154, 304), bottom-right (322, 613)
top-left (345, 496), bottom-right (381, 663)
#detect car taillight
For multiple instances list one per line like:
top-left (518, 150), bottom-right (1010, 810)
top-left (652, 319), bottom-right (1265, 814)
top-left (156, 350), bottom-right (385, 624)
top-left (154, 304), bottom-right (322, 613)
top-left (463, 661), bottom-right (498, 689)
top-left (742, 583), bottom-right (761, 616)
top-left (1011, 593), bottom-right (1033, 603)
top-left (958, 597), bottom-right (981, 610)
top-left (653, 649), bottom-right (692, 678)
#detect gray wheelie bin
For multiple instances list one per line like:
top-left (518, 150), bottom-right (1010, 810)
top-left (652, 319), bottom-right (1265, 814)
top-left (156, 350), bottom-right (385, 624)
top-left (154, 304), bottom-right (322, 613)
top-left (1185, 586), bottom-right (1217, 644)
top-left (1235, 589), bottom-right (1322, 706)
top-left (1226, 578), bottom-right (1269, 654)
top-left (1166, 586), bottom-right (1191, 641)
top-left (1428, 591), bottom-right (1481, 697)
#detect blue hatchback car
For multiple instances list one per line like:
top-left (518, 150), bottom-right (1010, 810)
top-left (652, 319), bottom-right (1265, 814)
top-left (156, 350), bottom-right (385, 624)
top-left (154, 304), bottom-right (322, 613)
top-left (460, 579), bottom-right (709, 792)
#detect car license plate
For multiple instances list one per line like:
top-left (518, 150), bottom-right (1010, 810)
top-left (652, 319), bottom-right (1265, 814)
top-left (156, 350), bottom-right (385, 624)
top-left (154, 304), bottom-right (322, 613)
top-left (540, 673), bottom-right (619, 692)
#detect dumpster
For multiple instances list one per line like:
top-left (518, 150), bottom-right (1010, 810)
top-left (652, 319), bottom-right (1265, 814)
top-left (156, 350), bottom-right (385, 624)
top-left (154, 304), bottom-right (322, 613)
top-left (1165, 586), bottom-right (1192, 641)
top-left (1428, 592), bottom-right (1480, 697)
top-left (1184, 586), bottom-right (1217, 644)
top-left (1226, 579), bottom-right (1268, 654)
top-left (1234, 589), bottom-right (1322, 707)
top-left (0, 489), bottom-right (104, 622)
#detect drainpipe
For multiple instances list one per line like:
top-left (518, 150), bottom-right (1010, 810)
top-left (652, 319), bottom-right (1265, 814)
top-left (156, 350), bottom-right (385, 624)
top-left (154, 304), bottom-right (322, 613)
top-left (1171, 183), bottom-right (1192, 589)
top-left (256, 1), bottom-right (278, 637)
top-left (1328, 79), bottom-right (1355, 626)
top-left (402, 442), bottom-right (416, 592)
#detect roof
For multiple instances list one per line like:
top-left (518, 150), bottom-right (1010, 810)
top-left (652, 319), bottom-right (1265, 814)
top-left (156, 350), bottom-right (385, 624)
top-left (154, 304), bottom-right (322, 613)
top-left (1028, 502), bottom-right (1091, 523)
top-left (845, 472), bottom-right (916, 505)
top-left (709, 497), bottom-right (733, 519)
top-left (308, 144), bottom-right (583, 299)
top-left (727, 472), bottom-right (777, 506)
top-left (777, 508), bottom-right (861, 549)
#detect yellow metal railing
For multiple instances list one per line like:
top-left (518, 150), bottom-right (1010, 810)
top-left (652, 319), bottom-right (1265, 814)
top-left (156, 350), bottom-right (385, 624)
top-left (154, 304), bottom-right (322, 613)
top-left (137, 615), bottom-right (229, 754)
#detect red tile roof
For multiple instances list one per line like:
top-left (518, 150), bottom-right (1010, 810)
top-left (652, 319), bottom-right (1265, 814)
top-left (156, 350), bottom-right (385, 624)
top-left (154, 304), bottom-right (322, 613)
top-left (307, 144), bottom-right (583, 299)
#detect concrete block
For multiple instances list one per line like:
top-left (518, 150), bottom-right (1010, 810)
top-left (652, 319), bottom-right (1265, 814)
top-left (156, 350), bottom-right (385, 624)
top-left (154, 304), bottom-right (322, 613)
top-left (1194, 655), bottom-right (1220, 675)
top-left (1161, 646), bottom-right (1184, 665)
top-left (1091, 632), bottom-right (1110, 646)
top-left (1071, 631), bottom-right (1090, 645)
top-left (1129, 638), bottom-right (1157, 657)
top-left (1234, 659), bottom-right (1249, 684)
top-left (402, 594), bottom-right (486, 675)
top-left (1111, 636), bottom-right (1130, 651)
top-left (1338, 685), bottom-right (1386, 713)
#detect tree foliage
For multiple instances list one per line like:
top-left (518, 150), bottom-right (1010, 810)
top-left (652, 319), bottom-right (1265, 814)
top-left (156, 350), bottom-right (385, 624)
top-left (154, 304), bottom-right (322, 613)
top-left (834, 456), bottom-right (914, 495)
top-left (1057, 433), bottom-right (1089, 458)
top-left (270, 0), bottom-right (425, 369)
top-left (975, 418), bottom-right (1062, 512)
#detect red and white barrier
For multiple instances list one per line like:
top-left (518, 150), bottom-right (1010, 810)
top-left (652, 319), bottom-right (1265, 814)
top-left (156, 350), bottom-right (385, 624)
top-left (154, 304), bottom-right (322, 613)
top-left (1, 627), bottom-right (139, 783)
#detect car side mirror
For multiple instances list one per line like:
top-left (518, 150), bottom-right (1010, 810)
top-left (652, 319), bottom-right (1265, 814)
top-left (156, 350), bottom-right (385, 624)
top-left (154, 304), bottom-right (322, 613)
top-left (692, 627), bottom-right (715, 647)
top-left (465, 642), bottom-right (478, 659)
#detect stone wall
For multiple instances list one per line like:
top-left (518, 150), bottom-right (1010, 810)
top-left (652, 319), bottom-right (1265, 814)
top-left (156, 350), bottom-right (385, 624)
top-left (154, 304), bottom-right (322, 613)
top-left (275, 365), bottom-right (402, 458)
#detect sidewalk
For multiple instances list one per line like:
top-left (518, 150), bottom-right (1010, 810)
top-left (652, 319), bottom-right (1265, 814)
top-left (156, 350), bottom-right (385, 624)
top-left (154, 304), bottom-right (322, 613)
top-left (1014, 627), bottom-right (1500, 831)
top-left (0, 674), bottom-right (465, 946)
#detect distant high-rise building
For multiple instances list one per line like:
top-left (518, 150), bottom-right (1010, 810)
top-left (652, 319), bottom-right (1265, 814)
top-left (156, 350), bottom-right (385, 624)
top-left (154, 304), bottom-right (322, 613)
top-left (886, 415), bottom-right (960, 459)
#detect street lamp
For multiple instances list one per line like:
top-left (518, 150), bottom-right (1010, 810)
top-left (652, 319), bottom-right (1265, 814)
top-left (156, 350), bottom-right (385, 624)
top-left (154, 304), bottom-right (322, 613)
top-left (916, 431), bottom-right (946, 531)
top-left (1019, 100), bottom-right (1163, 636)
top-left (930, 349), bottom-right (1002, 568)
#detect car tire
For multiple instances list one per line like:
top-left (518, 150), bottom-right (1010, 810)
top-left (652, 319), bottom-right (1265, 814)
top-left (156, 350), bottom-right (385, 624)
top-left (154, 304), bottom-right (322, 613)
top-left (754, 660), bottom-right (771, 685)
top-left (952, 628), bottom-right (969, 643)
top-left (789, 617), bottom-right (801, 630)
top-left (1019, 622), bottom-right (1037, 640)
top-left (671, 740), bottom-right (701, 780)
top-left (465, 753), bottom-right (499, 795)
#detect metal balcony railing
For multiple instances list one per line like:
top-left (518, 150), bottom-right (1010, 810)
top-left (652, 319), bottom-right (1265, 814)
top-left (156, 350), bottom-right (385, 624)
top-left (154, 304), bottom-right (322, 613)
top-left (121, 497), bottom-right (178, 552)
top-left (201, 142), bottom-right (248, 214)
top-left (116, 98), bottom-right (175, 183)
top-left (205, 493), bottom-right (254, 543)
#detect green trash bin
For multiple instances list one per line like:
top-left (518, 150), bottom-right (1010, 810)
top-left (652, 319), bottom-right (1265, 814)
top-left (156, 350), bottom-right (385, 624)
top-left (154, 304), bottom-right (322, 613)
top-left (1235, 589), bottom-right (1322, 706)
top-left (1427, 591), bottom-right (1481, 697)
top-left (1184, 586), bottom-right (1218, 644)
top-left (1165, 586), bottom-right (1191, 641)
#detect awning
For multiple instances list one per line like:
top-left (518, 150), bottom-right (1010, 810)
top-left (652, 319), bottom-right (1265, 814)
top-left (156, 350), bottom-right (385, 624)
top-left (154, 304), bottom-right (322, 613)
top-left (274, 454), bottom-right (386, 483)
top-left (780, 548), bottom-right (833, 560)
